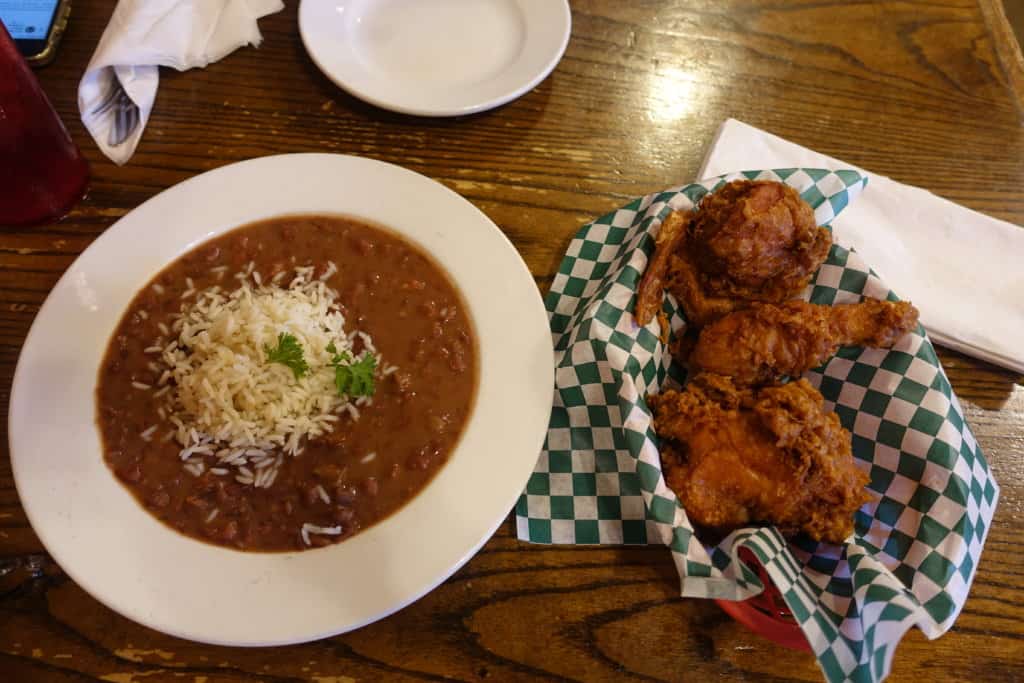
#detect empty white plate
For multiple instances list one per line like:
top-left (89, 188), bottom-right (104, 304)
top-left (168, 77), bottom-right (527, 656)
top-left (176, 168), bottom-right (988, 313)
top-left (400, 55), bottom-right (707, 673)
top-left (299, 0), bottom-right (572, 116)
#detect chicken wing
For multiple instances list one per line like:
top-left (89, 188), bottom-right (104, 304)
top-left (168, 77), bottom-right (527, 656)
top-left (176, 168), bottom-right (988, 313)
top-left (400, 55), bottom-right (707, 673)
top-left (650, 373), bottom-right (870, 544)
top-left (634, 180), bottom-right (832, 328)
top-left (691, 299), bottom-right (920, 385)
top-left (634, 210), bottom-right (688, 326)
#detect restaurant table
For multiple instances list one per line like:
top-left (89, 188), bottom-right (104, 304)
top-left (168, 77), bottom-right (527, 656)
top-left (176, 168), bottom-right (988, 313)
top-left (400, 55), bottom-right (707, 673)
top-left (2, 1), bottom-right (1023, 681)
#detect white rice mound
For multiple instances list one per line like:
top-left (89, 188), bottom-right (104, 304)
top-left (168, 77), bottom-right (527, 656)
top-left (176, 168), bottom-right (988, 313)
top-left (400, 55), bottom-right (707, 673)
top-left (150, 263), bottom-right (382, 487)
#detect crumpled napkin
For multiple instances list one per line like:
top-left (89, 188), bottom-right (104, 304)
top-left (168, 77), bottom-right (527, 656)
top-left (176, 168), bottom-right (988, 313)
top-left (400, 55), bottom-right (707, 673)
top-left (700, 118), bottom-right (1024, 375)
top-left (77, 0), bottom-right (284, 165)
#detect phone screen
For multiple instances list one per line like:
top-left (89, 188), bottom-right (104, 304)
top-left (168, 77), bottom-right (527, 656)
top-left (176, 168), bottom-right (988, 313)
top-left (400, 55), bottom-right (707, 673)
top-left (0, 0), bottom-right (59, 40)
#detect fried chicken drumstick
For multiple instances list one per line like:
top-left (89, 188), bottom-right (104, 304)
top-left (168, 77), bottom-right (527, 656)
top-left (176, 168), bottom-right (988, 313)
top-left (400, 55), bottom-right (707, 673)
top-left (635, 180), bottom-right (832, 327)
top-left (691, 299), bottom-right (920, 385)
top-left (650, 374), bottom-right (870, 544)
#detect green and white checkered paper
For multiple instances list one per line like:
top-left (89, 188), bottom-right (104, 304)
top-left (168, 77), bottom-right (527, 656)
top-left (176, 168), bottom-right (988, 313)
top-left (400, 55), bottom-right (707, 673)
top-left (515, 169), bottom-right (999, 683)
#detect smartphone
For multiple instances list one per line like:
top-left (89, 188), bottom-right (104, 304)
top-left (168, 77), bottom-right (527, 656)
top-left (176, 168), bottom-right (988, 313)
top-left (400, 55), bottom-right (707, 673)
top-left (0, 0), bottom-right (71, 66)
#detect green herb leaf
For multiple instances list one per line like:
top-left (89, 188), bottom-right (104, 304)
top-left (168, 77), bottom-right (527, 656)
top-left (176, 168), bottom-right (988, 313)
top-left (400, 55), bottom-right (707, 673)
top-left (264, 332), bottom-right (309, 380)
top-left (327, 342), bottom-right (376, 397)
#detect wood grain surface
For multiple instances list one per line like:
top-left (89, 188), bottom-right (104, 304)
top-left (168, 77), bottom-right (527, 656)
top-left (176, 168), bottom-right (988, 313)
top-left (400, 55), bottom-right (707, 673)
top-left (3, 1), bottom-right (1023, 681)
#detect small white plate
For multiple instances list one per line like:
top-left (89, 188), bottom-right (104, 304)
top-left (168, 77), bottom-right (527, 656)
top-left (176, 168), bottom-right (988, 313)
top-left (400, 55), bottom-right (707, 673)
top-left (9, 154), bottom-right (553, 645)
top-left (299, 0), bottom-right (572, 116)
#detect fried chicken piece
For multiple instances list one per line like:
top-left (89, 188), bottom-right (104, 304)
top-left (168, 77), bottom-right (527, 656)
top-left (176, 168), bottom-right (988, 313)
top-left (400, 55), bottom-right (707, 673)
top-left (635, 211), bottom-right (688, 326)
top-left (690, 179), bottom-right (830, 297)
top-left (634, 180), bottom-right (831, 328)
top-left (650, 373), bottom-right (870, 544)
top-left (691, 299), bottom-right (920, 385)
top-left (661, 245), bottom-right (745, 326)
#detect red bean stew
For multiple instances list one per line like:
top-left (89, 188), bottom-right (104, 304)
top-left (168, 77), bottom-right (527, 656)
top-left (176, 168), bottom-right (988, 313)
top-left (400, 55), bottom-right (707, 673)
top-left (96, 215), bottom-right (478, 551)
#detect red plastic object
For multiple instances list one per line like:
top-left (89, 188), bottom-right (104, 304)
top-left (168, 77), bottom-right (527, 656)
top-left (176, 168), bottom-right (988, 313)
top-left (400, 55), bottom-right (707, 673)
top-left (715, 548), bottom-right (812, 652)
top-left (0, 19), bottom-right (89, 226)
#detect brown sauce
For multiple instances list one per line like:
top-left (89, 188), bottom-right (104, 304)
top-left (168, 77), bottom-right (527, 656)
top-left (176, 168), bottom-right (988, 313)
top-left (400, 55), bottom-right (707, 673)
top-left (96, 215), bottom-right (477, 551)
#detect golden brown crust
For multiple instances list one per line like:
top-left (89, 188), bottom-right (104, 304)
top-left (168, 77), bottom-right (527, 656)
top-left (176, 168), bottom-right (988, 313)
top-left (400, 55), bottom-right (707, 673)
top-left (638, 182), bottom-right (889, 543)
top-left (690, 299), bottom-right (920, 385)
top-left (829, 298), bottom-right (920, 347)
top-left (655, 309), bottom-right (671, 344)
top-left (663, 250), bottom-right (745, 327)
top-left (652, 374), bottom-right (870, 544)
top-left (634, 211), bottom-right (689, 326)
top-left (639, 180), bottom-right (833, 330)
top-left (691, 181), bottom-right (824, 289)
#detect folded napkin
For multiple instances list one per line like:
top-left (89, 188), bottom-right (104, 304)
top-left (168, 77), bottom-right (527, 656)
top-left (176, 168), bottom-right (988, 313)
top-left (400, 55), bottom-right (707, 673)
top-left (700, 119), bottom-right (1024, 375)
top-left (78, 0), bottom-right (283, 165)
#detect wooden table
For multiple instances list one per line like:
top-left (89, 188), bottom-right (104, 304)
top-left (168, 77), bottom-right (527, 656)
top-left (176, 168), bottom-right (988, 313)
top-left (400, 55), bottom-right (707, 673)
top-left (3, 1), bottom-right (1022, 680)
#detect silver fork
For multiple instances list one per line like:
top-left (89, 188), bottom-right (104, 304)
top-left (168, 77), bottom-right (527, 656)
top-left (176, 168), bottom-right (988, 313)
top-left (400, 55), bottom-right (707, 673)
top-left (91, 77), bottom-right (140, 147)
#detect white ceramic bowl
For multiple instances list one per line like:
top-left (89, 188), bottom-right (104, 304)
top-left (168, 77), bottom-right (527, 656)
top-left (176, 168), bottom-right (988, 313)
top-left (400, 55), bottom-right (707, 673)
top-left (9, 154), bottom-right (553, 645)
top-left (299, 0), bottom-right (572, 116)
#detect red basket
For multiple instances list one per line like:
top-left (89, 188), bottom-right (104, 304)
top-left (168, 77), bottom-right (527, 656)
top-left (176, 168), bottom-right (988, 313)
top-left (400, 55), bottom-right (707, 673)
top-left (714, 548), bottom-right (811, 652)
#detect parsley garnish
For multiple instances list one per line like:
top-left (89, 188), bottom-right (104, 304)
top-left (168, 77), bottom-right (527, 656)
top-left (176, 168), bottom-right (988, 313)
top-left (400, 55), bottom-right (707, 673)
top-left (326, 341), bottom-right (377, 397)
top-left (264, 332), bottom-right (309, 380)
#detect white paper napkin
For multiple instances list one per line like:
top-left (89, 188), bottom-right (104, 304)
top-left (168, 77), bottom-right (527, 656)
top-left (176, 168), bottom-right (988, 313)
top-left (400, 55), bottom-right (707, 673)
top-left (700, 118), bottom-right (1024, 375)
top-left (78, 0), bottom-right (284, 165)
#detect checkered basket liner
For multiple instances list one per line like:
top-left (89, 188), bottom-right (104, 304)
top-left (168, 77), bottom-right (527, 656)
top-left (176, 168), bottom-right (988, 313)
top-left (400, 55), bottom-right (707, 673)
top-left (515, 169), bottom-right (999, 683)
